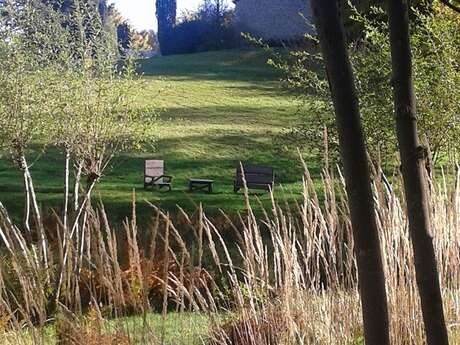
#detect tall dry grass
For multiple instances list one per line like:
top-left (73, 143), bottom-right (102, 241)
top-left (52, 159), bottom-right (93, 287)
top-left (0, 163), bottom-right (459, 344)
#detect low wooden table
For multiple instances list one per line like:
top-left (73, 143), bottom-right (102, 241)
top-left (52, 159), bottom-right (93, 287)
top-left (188, 179), bottom-right (214, 193)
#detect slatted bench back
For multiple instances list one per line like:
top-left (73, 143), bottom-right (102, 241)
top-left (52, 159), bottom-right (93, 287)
top-left (145, 160), bottom-right (164, 184)
top-left (235, 164), bottom-right (274, 187)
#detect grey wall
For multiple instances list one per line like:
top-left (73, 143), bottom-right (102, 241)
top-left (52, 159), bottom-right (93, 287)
top-left (235, 0), bottom-right (313, 41)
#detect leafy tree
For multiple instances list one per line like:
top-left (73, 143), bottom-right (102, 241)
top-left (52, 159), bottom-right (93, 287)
top-left (49, 63), bottom-right (155, 244)
top-left (386, 0), bottom-right (449, 343)
top-left (131, 30), bottom-right (157, 51)
top-left (1, 0), bottom-right (72, 65)
top-left (117, 21), bottom-right (132, 52)
top-left (0, 0), bottom-right (156, 268)
top-left (156, 0), bottom-right (176, 55)
top-left (274, 4), bottom-right (460, 165)
top-left (0, 40), bottom-right (59, 270)
top-left (197, 0), bottom-right (233, 47)
top-left (145, 30), bottom-right (160, 51)
top-left (1, 0), bottom-right (118, 66)
top-left (200, 0), bottom-right (227, 23)
top-left (164, 1), bottom-right (239, 55)
top-left (68, 0), bottom-right (117, 65)
top-left (115, 21), bottom-right (157, 55)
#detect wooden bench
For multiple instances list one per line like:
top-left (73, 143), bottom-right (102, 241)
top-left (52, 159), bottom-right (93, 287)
top-left (233, 163), bottom-right (274, 193)
top-left (144, 160), bottom-right (173, 191)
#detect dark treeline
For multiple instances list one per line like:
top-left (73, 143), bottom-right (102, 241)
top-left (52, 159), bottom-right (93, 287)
top-left (157, 0), bottom-right (242, 56)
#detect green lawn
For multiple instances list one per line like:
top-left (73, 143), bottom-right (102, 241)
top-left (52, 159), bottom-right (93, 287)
top-left (0, 49), bottom-right (318, 223)
top-left (113, 312), bottom-right (211, 344)
top-left (1, 312), bottom-right (211, 345)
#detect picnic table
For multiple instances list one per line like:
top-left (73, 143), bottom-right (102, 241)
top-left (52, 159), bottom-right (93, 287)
top-left (188, 179), bottom-right (214, 193)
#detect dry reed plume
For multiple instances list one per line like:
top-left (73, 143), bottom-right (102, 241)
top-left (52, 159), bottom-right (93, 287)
top-left (0, 163), bottom-right (459, 344)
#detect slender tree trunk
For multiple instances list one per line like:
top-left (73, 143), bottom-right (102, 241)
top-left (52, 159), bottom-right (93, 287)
top-left (78, 203), bottom-right (91, 272)
top-left (74, 160), bottom-right (83, 213)
top-left (386, 1), bottom-right (449, 344)
top-left (72, 160), bottom-right (83, 246)
top-left (56, 177), bottom-right (97, 302)
top-left (20, 155), bottom-right (49, 275)
top-left (63, 149), bottom-right (71, 232)
top-left (310, 1), bottom-right (390, 344)
top-left (27, 167), bottom-right (48, 268)
top-left (81, 174), bottom-right (97, 262)
top-left (21, 156), bottom-right (32, 236)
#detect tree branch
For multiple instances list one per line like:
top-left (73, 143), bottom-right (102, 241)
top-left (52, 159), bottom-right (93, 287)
top-left (439, 0), bottom-right (460, 14)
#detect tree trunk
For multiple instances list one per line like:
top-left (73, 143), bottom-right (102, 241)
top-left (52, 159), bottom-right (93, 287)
top-left (386, 1), bottom-right (449, 344)
top-left (310, 1), bottom-right (390, 344)
top-left (20, 155), bottom-right (49, 271)
top-left (21, 156), bottom-right (32, 237)
top-left (56, 177), bottom-right (97, 301)
top-left (74, 160), bottom-right (83, 213)
top-left (63, 149), bottom-right (71, 232)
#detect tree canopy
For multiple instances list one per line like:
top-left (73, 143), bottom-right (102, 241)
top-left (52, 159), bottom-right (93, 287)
top-left (0, 0), bottom-right (118, 66)
top-left (156, 0), bottom-right (176, 55)
top-left (274, 3), bottom-right (460, 165)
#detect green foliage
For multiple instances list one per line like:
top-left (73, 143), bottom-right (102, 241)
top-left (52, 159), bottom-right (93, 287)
top-left (274, 3), bottom-right (460, 164)
top-left (0, 42), bottom-right (59, 164)
top-left (412, 5), bottom-right (460, 161)
top-left (0, 0), bottom-right (71, 64)
top-left (117, 21), bottom-right (132, 52)
top-left (166, 1), bottom-right (240, 55)
top-left (1, 0), bottom-right (114, 66)
top-left (50, 63), bottom-right (157, 180)
top-left (0, 0), bottom-right (157, 218)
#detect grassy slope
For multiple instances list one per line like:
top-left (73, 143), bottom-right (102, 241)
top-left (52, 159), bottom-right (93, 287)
top-left (10, 312), bottom-right (210, 345)
top-left (0, 49), bottom-right (315, 223)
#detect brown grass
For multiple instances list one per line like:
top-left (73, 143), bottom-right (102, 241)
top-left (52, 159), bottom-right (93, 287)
top-left (0, 164), bottom-right (460, 344)
top-left (56, 308), bottom-right (132, 345)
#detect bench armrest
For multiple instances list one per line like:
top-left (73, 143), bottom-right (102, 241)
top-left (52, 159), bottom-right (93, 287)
top-left (160, 175), bottom-right (173, 183)
top-left (146, 175), bottom-right (173, 183)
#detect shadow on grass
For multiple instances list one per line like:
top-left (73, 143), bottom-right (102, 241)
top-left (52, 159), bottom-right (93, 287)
top-left (155, 104), bottom-right (299, 125)
top-left (138, 48), bottom-right (283, 83)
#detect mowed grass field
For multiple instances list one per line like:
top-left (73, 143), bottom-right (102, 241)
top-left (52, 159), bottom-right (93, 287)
top-left (8, 312), bottom-right (211, 345)
top-left (0, 49), bottom-right (318, 223)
